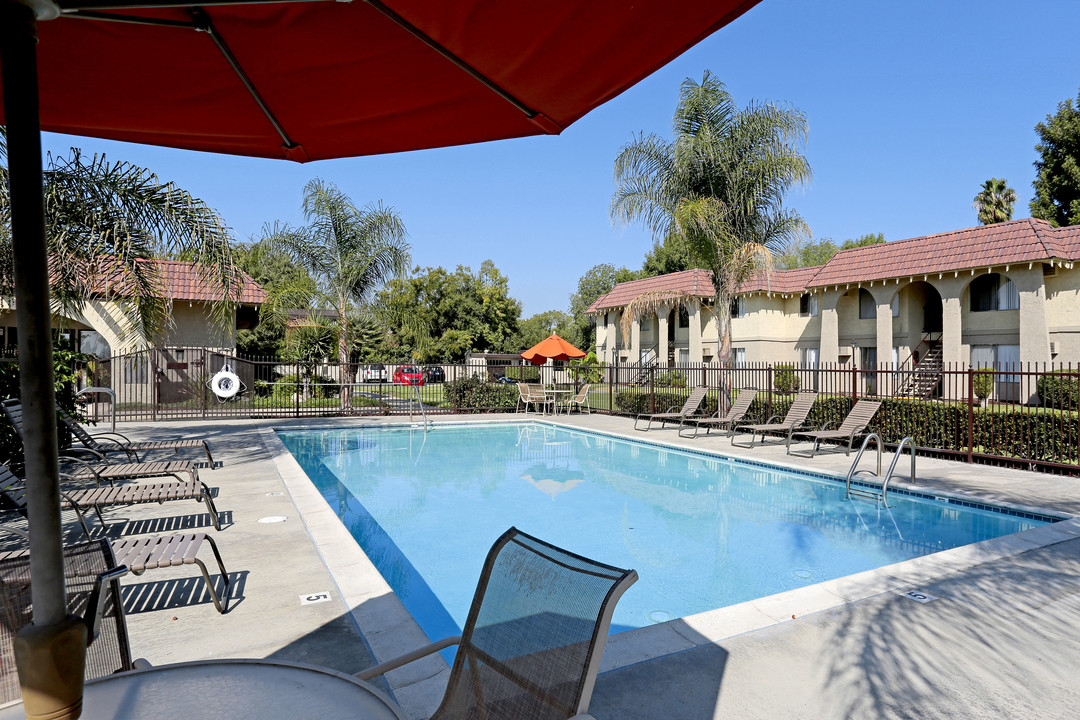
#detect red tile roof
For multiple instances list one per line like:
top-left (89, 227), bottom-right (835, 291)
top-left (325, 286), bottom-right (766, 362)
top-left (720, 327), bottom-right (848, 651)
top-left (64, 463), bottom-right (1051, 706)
top-left (90, 259), bottom-right (267, 304)
top-left (589, 220), bottom-right (1080, 311)
top-left (807, 218), bottom-right (1078, 288)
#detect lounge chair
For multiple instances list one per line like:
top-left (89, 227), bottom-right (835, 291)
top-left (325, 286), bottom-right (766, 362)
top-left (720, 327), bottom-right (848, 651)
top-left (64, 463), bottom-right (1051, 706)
top-left (0, 524), bottom-right (230, 616)
top-left (0, 462), bottom-right (223, 534)
top-left (787, 399), bottom-right (883, 458)
top-left (1, 531), bottom-right (144, 706)
top-left (730, 391), bottom-right (818, 449)
top-left (53, 404), bottom-right (216, 464)
top-left (356, 526), bottom-right (637, 720)
top-left (1, 399), bottom-right (200, 488)
top-left (565, 383), bottom-right (592, 414)
top-left (678, 388), bottom-right (757, 438)
top-left (634, 386), bottom-right (709, 431)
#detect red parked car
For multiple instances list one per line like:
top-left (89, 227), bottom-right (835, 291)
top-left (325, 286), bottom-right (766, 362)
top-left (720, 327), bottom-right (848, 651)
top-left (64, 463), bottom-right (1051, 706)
top-left (392, 365), bottom-right (425, 386)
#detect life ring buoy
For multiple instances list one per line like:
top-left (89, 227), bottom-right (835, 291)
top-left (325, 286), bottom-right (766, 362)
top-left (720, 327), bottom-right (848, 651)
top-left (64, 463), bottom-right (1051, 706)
top-left (211, 369), bottom-right (241, 399)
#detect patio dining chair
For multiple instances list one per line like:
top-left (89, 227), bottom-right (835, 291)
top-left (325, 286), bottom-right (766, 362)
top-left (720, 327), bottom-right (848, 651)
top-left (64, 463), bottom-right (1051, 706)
top-left (357, 526), bottom-right (637, 720)
top-left (565, 384), bottom-right (592, 414)
top-left (0, 529), bottom-right (143, 706)
top-left (517, 383), bottom-right (551, 415)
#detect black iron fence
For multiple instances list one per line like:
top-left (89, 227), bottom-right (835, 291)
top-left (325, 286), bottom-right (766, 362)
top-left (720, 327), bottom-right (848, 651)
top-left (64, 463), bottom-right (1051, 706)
top-left (44, 348), bottom-right (1080, 474)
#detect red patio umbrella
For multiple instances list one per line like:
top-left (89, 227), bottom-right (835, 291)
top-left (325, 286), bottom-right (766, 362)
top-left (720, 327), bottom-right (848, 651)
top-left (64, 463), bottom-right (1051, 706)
top-left (521, 333), bottom-right (587, 366)
top-left (0, 1), bottom-right (761, 716)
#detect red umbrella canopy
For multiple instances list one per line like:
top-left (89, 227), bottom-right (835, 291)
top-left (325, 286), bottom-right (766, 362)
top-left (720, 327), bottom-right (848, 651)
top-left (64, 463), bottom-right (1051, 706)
top-left (0, 0), bottom-right (762, 161)
top-left (521, 333), bottom-right (587, 366)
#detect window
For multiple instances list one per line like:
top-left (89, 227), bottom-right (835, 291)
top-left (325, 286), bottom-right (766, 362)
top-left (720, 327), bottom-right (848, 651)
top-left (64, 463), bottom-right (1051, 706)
top-left (799, 293), bottom-right (818, 317)
top-left (733, 347), bottom-right (747, 367)
top-left (891, 294), bottom-right (900, 317)
top-left (858, 289), bottom-right (875, 319)
top-left (800, 347), bottom-right (819, 368)
top-left (970, 273), bottom-right (1019, 312)
top-left (124, 356), bottom-right (148, 384)
top-left (729, 297), bottom-right (746, 319)
top-left (678, 305), bottom-right (690, 327)
top-left (1043, 262), bottom-right (1057, 277)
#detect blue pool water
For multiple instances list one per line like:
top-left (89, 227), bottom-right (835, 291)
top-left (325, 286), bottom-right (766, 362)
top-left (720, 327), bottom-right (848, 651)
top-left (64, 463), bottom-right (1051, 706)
top-left (277, 423), bottom-right (1051, 639)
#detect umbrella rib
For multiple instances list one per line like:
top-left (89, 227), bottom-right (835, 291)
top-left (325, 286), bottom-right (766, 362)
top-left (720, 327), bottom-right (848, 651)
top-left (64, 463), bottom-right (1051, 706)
top-left (362, 0), bottom-right (547, 123)
top-left (65, 6), bottom-right (299, 152)
top-left (190, 8), bottom-right (298, 152)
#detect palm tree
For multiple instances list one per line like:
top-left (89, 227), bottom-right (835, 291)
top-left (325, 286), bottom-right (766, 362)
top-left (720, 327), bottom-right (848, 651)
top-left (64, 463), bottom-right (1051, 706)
top-left (611, 71), bottom-right (811, 363)
top-left (0, 130), bottom-right (245, 347)
top-left (266, 178), bottom-right (409, 408)
top-left (973, 178), bottom-right (1016, 225)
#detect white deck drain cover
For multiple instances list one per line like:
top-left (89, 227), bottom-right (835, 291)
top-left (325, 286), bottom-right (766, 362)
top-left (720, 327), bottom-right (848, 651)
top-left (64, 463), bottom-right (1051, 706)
top-left (300, 591), bottom-right (332, 606)
top-left (792, 569), bottom-right (814, 580)
top-left (258, 515), bottom-right (288, 524)
top-left (266, 492), bottom-right (284, 497)
top-left (901, 590), bottom-right (937, 603)
top-left (647, 610), bottom-right (673, 624)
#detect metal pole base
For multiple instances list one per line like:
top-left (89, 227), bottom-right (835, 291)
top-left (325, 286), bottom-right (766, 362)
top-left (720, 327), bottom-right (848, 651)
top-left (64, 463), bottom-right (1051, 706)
top-left (13, 616), bottom-right (89, 720)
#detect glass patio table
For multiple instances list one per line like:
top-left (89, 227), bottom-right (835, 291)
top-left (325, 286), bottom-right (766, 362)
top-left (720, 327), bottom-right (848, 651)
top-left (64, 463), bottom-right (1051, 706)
top-left (0, 659), bottom-right (406, 720)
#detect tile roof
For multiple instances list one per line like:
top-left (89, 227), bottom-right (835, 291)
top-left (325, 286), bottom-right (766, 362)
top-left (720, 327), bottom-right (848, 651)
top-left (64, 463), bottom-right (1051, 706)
top-left (806, 218), bottom-right (1079, 288)
top-left (586, 269), bottom-right (715, 313)
top-left (90, 259), bottom-right (267, 304)
top-left (586, 266), bottom-right (819, 313)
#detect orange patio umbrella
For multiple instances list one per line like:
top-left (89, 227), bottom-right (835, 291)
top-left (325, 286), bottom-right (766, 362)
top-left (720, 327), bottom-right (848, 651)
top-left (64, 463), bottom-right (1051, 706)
top-left (521, 333), bottom-right (587, 365)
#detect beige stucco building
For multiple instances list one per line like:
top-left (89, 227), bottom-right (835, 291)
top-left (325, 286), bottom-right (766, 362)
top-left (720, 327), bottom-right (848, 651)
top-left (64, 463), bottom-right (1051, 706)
top-left (0, 259), bottom-right (266, 357)
top-left (589, 219), bottom-right (1080, 387)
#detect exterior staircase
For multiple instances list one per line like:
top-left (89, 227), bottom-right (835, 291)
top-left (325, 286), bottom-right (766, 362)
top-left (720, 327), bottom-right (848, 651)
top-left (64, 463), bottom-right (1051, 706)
top-left (896, 340), bottom-right (943, 399)
top-left (630, 347), bottom-right (658, 385)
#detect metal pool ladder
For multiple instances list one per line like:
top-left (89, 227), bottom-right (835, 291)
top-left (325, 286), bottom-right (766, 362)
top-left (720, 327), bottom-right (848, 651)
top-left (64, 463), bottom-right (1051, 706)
top-left (845, 434), bottom-right (917, 507)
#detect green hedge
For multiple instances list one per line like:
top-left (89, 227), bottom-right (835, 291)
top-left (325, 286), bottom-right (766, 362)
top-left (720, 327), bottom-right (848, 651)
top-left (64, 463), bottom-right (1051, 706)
top-left (444, 375), bottom-right (518, 412)
top-left (1037, 371), bottom-right (1079, 411)
top-left (503, 365), bottom-right (541, 382)
top-left (614, 390), bottom-right (718, 417)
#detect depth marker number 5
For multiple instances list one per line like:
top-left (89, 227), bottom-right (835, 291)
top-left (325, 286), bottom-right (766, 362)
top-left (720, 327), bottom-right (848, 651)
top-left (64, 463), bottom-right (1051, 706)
top-left (300, 591), bottom-right (332, 606)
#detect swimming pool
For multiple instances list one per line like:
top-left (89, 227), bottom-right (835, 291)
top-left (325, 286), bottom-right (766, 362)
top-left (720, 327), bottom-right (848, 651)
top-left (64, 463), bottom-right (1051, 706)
top-left (277, 422), bottom-right (1052, 641)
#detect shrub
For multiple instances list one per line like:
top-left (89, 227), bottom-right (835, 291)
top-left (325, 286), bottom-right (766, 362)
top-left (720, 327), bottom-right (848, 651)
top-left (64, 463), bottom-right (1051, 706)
top-left (654, 370), bottom-right (687, 388)
top-left (444, 374), bottom-right (518, 412)
top-left (774, 364), bottom-right (801, 394)
top-left (1036, 371), bottom-right (1079, 410)
top-left (972, 370), bottom-right (994, 401)
top-left (503, 365), bottom-right (541, 382)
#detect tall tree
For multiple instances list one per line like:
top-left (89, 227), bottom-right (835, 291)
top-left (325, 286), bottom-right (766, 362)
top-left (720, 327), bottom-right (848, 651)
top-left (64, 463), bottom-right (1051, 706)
top-left (265, 178), bottom-right (409, 407)
top-left (566, 263), bottom-right (637, 350)
top-left (0, 130), bottom-right (244, 347)
top-left (776, 232), bottom-right (884, 269)
top-left (235, 238), bottom-right (319, 358)
top-left (1031, 88), bottom-right (1080, 227)
top-left (973, 178), bottom-right (1017, 225)
top-left (611, 72), bottom-right (811, 362)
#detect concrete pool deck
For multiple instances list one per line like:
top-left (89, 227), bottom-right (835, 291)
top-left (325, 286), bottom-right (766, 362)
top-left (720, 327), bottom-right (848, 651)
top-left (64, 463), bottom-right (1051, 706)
top-left (27, 413), bottom-right (1080, 719)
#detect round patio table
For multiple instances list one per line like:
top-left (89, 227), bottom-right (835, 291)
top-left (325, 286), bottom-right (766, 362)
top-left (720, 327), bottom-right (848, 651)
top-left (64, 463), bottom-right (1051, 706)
top-left (0, 659), bottom-right (406, 720)
top-left (545, 388), bottom-right (573, 414)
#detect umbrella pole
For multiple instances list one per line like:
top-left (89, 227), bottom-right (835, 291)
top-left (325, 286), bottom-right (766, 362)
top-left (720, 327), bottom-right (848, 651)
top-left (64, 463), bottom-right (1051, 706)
top-left (1, 2), bottom-right (88, 718)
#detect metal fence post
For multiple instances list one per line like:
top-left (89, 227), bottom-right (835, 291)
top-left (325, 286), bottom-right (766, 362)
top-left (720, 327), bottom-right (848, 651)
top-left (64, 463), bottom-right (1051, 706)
top-left (966, 368), bottom-right (975, 463)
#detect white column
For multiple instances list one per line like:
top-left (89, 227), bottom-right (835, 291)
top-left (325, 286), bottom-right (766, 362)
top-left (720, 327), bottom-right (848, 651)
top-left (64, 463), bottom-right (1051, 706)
top-left (941, 295), bottom-right (963, 366)
top-left (630, 317), bottom-right (641, 364)
top-left (875, 301), bottom-right (893, 370)
top-left (657, 309), bottom-right (669, 367)
top-left (1013, 268), bottom-right (1051, 366)
top-left (605, 312), bottom-right (617, 365)
top-left (688, 302), bottom-right (703, 363)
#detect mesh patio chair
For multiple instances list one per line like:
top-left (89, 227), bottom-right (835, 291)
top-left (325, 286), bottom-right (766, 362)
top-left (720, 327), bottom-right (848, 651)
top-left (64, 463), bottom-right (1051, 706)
top-left (730, 391), bottom-right (819, 449)
top-left (357, 527), bottom-right (637, 720)
top-left (1, 529), bottom-right (135, 706)
top-left (787, 399), bottom-right (882, 458)
top-left (678, 388), bottom-right (757, 439)
top-left (565, 384), bottom-right (592, 414)
top-left (517, 384), bottom-right (551, 415)
top-left (634, 386), bottom-right (708, 431)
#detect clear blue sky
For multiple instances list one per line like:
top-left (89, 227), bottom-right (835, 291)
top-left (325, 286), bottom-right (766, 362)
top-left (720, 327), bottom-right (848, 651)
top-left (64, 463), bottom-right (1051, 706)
top-left (41, 0), bottom-right (1080, 317)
